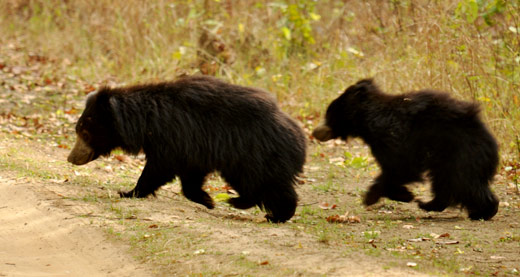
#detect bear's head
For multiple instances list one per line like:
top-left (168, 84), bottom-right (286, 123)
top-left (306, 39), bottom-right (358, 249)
top-left (67, 89), bottom-right (122, 165)
top-left (312, 79), bottom-right (376, 142)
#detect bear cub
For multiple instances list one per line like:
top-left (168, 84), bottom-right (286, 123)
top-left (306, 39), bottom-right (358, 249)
top-left (68, 75), bottom-right (307, 223)
top-left (313, 79), bottom-right (499, 220)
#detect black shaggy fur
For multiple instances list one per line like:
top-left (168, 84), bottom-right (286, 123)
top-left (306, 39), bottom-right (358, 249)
top-left (312, 79), bottom-right (499, 220)
top-left (68, 76), bottom-right (307, 223)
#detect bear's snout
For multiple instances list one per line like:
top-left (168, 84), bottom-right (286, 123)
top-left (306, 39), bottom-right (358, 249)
top-left (312, 124), bottom-right (334, 141)
top-left (67, 136), bottom-right (96, 165)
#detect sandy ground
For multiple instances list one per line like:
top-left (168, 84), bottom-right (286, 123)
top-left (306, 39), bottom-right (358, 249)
top-left (0, 173), bottom-right (150, 277)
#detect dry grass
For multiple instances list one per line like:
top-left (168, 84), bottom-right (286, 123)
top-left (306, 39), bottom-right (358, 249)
top-left (1, 0), bottom-right (519, 153)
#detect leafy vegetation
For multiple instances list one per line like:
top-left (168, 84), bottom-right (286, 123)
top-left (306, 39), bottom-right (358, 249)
top-left (1, 0), bottom-right (519, 150)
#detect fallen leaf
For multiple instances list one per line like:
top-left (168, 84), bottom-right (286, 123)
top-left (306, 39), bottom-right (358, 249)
top-left (319, 202), bottom-right (337, 210)
top-left (326, 212), bottom-right (361, 223)
top-left (402, 225), bottom-right (414, 229)
top-left (386, 247), bottom-right (406, 252)
top-left (329, 157), bottom-right (344, 164)
top-left (221, 185), bottom-right (232, 191)
top-left (148, 224), bottom-right (158, 229)
top-left (114, 155), bottom-right (128, 162)
top-left (57, 144), bottom-right (69, 149)
top-left (259, 260), bottom-right (269, 265)
top-left (215, 193), bottom-right (231, 202)
top-left (326, 215), bottom-right (340, 223)
top-left (436, 240), bottom-right (459, 245)
top-left (84, 84), bottom-right (96, 93)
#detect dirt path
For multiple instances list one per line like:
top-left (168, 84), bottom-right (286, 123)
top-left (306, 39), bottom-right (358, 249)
top-left (0, 137), bottom-right (433, 276)
top-left (0, 172), bottom-right (424, 277)
top-left (0, 174), bottom-right (150, 277)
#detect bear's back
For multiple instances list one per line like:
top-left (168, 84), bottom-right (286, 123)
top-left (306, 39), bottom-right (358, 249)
top-left (170, 76), bottom-right (279, 113)
top-left (401, 90), bottom-right (481, 122)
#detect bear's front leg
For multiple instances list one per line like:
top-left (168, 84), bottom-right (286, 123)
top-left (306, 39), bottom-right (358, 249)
top-left (179, 171), bottom-right (215, 209)
top-left (119, 161), bottom-right (175, 198)
top-left (385, 185), bottom-right (414, 203)
top-left (364, 174), bottom-right (386, 206)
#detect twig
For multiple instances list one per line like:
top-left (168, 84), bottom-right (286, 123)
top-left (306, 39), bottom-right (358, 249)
top-left (298, 201), bottom-right (318, 206)
top-left (70, 213), bottom-right (152, 221)
top-left (513, 135), bottom-right (520, 194)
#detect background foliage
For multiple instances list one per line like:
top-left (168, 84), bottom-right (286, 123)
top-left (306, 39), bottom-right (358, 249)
top-left (1, 0), bottom-right (519, 154)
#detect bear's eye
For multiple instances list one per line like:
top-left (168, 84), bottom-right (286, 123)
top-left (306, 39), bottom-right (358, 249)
top-left (81, 130), bottom-right (91, 141)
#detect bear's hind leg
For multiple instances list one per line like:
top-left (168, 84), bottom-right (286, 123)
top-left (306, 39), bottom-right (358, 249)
top-left (119, 161), bottom-right (175, 198)
top-left (417, 171), bottom-right (452, 212)
top-left (222, 171), bottom-right (298, 223)
top-left (465, 186), bottom-right (499, 221)
top-left (262, 184), bottom-right (298, 223)
top-left (180, 171), bottom-right (215, 209)
top-left (364, 173), bottom-right (415, 206)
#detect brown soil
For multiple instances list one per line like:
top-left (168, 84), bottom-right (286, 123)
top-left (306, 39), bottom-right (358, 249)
top-left (0, 172), bottom-right (150, 276)
top-left (1, 135), bottom-right (519, 276)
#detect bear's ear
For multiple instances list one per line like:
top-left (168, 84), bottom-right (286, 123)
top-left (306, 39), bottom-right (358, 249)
top-left (355, 78), bottom-right (374, 86)
top-left (84, 90), bottom-right (98, 108)
top-left (345, 78), bottom-right (376, 97)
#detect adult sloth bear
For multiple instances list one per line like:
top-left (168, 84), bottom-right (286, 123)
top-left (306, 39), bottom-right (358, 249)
top-left (68, 75), bottom-right (307, 223)
top-left (313, 79), bottom-right (499, 220)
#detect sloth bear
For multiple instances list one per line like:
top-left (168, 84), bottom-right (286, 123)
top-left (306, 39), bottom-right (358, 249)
top-left (313, 79), bottom-right (499, 220)
top-left (67, 75), bottom-right (307, 223)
